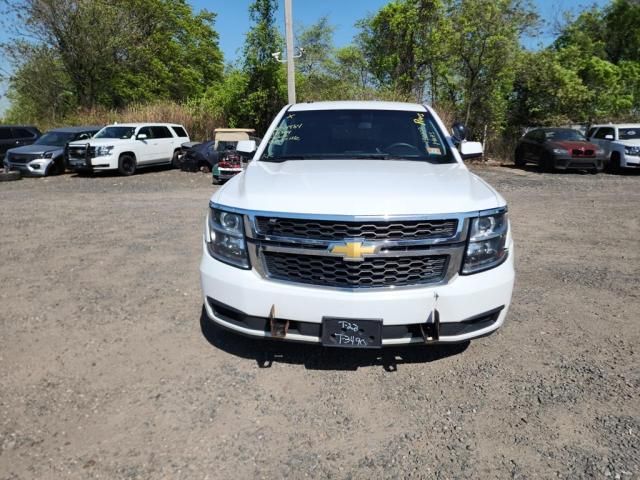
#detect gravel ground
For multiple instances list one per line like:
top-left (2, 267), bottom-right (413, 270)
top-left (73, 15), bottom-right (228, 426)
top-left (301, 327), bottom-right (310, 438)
top-left (1, 165), bottom-right (638, 479)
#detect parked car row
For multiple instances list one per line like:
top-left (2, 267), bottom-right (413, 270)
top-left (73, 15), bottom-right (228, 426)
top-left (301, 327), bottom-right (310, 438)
top-left (514, 123), bottom-right (640, 173)
top-left (3, 123), bottom-right (191, 177)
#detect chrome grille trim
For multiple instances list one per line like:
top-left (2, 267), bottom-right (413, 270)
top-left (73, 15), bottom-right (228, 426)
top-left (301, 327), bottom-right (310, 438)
top-left (211, 203), bottom-right (507, 291)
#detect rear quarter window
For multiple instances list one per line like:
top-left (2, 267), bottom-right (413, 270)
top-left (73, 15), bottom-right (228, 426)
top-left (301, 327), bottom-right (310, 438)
top-left (12, 128), bottom-right (35, 138)
top-left (172, 126), bottom-right (188, 138)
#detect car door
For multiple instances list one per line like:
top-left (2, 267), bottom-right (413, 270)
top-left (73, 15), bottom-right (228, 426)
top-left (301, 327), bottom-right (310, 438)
top-left (150, 126), bottom-right (175, 163)
top-left (135, 126), bottom-right (156, 164)
top-left (592, 127), bottom-right (615, 158)
top-left (12, 127), bottom-right (39, 148)
top-left (0, 127), bottom-right (13, 156)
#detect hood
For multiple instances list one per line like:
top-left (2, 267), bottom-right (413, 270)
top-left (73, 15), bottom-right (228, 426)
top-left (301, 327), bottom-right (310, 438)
top-left (7, 144), bottom-right (63, 156)
top-left (551, 140), bottom-right (598, 151)
top-left (68, 138), bottom-right (133, 147)
top-left (617, 139), bottom-right (640, 147)
top-left (215, 160), bottom-right (503, 216)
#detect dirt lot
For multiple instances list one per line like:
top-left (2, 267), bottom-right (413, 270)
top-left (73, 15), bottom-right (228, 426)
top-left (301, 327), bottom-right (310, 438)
top-left (0, 165), bottom-right (638, 479)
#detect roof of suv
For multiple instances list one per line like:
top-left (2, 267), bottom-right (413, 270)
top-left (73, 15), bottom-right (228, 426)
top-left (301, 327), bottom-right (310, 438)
top-left (288, 101), bottom-right (427, 112)
top-left (104, 123), bottom-right (185, 128)
top-left (591, 123), bottom-right (640, 129)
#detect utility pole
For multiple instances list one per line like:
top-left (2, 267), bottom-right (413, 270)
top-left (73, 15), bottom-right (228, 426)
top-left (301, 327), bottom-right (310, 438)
top-left (284, 0), bottom-right (296, 104)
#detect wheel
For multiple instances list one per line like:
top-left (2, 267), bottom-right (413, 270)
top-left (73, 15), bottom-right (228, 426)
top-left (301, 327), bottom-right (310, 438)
top-left (46, 158), bottom-right (66, 176)
top-left (0, 170), bottom-right (21, 182)
top-left (540, 152), bottom-right (554, 173)
top-left (608, 152), bottom-right (621, 174)
top-left (118, 154), bottom-right (136, 176)
top-left (171, 150), bottom-right (181, 168)
top-left (514, 148), bottom-right (525, 167)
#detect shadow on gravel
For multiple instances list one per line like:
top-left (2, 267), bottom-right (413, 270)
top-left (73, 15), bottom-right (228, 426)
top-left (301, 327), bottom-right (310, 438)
top-left (499, 163), bottom-right (640, 176)
top-left (200, 309), bottom-right (469, 371)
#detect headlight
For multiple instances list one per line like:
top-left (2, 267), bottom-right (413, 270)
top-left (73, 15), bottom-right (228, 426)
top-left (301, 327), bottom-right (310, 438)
top-left (205, 208), bottom-right (250, 269)
top-left (42, 151), bottom-right (54, 159)
top-left (624, 146), bottom-right (640, 155)
top-left (552, 148), bottom-right (567, 155)
top-left (595, 148), bottom-right (605, 156)
top-left (95, 146), bottom-right (114, 156)
top-left (462, 211), bottom-right (509, 274)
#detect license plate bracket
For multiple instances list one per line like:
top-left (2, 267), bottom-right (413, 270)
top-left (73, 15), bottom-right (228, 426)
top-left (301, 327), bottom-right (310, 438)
top-left (321, 317), bottom-right (383, 349)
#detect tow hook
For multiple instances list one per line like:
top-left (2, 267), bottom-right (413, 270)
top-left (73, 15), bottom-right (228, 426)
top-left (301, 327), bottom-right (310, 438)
top-left (419, 308), bottom-right (440, 342)
top-left (268, 305), bottom-right (289, 338)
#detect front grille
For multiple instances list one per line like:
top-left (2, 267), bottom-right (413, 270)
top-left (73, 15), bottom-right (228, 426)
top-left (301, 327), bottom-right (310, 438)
top-left (67, 146), bottom-right (95, 159)
top-left (263, 252), bottom-right (448, 288)
top-left (255, 217), bottom-right (458, 241)
top-left (571, 148), bottom-right (594, 157)
top-left (8, 153), bottom-right (40, 164)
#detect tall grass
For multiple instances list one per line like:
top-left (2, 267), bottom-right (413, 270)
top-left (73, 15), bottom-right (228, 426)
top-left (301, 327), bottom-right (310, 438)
top-left (56, 101), bottom-right (224, 141)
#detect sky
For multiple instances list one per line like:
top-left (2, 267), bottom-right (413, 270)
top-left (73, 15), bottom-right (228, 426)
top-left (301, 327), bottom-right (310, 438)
top-left (0, 0), bottom-right (609, 116)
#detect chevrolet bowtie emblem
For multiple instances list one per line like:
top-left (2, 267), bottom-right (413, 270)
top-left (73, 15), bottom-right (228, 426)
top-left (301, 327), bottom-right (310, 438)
top-left (330, 241), bottom-right (377, 261)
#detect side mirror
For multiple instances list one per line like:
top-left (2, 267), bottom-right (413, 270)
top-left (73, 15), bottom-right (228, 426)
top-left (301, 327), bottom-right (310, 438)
top-left (459, 141), bottom-right (483, 160)
top-left (137, 133), bottom-right (148, 140)
top-left (236, 140), bottom-right (257, 154)
top-left (451, 122), bottom-right (467, 143)
top-left (604, 134), bottom-right (614, 140)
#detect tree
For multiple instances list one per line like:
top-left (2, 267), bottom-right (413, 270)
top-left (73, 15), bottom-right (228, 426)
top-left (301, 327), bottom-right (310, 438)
top-left (2, 0), bottom-right (223, 112)
top-left (240, 0), bottom-right (286, 134)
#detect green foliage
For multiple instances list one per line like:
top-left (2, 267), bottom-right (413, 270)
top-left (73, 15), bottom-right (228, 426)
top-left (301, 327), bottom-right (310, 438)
top-left (240, 0), bottom-right (287, 133)
top-left (4, 46), bottom-right (76, 124)
top-left (3, 0), bottom-right (223, 117)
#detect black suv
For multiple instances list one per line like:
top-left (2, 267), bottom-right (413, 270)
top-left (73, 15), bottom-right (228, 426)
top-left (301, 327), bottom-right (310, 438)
top-left (0, 125), bottom-right (41, 157)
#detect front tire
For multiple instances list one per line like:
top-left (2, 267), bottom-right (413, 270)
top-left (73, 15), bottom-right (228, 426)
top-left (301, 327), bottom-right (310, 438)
top-left (118, 154), bottom-right (136, 176)
top-left (540, 152), bottom-right (555, 173)
top-left (609, 152), bottom-right (621, 174)
top-left (171, 150), bottom-right (181, 169)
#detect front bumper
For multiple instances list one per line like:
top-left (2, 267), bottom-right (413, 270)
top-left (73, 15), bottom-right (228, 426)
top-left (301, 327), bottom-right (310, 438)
top-left (200, 239), bottom-right (515, 345)
top-left (4, 158), bottom-right (53, 176)
top-left (68, 154), bottom-right (117, 172)
top-left (622, 153), bottom-right (640, 168)
top-left (553, 155), bottom-right (604, 170)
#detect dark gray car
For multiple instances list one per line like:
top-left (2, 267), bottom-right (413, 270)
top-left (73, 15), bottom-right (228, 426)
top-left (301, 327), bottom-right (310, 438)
top-left (4, 126), bottom-right (101, 176)
top-left (0, 125), bottom-right (41, 157)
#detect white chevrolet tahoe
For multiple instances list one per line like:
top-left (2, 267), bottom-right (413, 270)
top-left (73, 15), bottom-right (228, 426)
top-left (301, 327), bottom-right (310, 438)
top-left (67, 123), bottom-right (189, 175)
top-left (587, 123), bottom-right (640, 171)
top-left (200, 101), bottom-right (515, 348)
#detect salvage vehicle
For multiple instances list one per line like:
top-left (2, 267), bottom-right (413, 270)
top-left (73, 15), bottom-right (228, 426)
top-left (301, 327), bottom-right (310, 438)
top-left (514, 127), bottom-right (605, 173)
top-left (0, 125), bottom-right (41, 157)
top-left (211, 128), bottom-right (258, 184)
top-left (66, 123), bottom-right (189, 175)
top-left (200, 101), bottom-right (515, 348)
top-left (587, 123), bottom-right (640, 172)
top-left (4, 126), bottom-right (100, 176)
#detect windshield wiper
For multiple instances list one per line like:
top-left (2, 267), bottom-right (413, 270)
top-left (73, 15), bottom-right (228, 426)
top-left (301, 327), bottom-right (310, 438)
top-left (261, 155), bottom-right (308, 162)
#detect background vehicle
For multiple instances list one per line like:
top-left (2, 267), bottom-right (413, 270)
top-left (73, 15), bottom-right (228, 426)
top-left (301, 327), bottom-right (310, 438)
top-left (211, 128), bottom-right (259, 184)
top-left (178, 140), bottom-right (218, 172)
top-left (201, 101), bottom-right (513, 348)
top-left (66, 123), bottom-right (189, 176)
top-left (0, 125), bottom-right (41, 157)
top-left (514, 128), bottom-right (605, 173)
top-left (587, 123), bottom-right (640, 172)
top-left (4, 126), bottom-right (100, 176)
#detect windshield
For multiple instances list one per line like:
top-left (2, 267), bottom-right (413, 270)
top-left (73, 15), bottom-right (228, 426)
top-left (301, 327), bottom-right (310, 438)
top-left (95, 126), bottom-right (135, 139)
top-left (262, 109), bottom-right (455, 163)
top-left (34, 131), bottom-right (77, 147)
top-left (545, 129), bottom-right (586, 141)
top-left (619, 128), bottom-right (640, 140)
